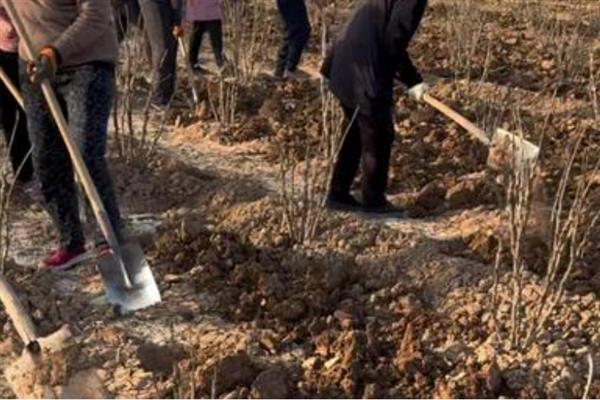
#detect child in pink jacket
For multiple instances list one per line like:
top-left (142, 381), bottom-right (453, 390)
top-left (186, 0), bottom-right (224, 70)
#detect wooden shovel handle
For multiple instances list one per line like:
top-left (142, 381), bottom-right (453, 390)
top-left (4, 1), bottom-right (132, 289)
top-left (178, 37), bottom-right (200, 106)
top-left (423, 93), bottom-right (491, 145)
top-left (0, 274), bottom-right (38, 347)
top-left (0, 65), bottom-right (25, 109)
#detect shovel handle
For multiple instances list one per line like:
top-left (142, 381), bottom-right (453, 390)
top-left (178, 37), bottom-right (200, 106)
top-left (0, 65), bottom-right (25, 109)
top-left (423, 93), bottom-right (491, 146)
top-left (4, 1), bottom-right (132, 289)
top-left (0, 274), bottom-right (38, 348)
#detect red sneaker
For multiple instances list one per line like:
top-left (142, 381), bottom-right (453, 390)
top-left (41, 247), bottom-right (90, 271)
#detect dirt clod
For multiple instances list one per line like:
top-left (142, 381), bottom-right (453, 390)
top-left (137, 342), bottom-right (185, 377)
top-left (251, 368), bottom-right (289, 399)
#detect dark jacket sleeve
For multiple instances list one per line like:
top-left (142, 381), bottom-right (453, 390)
top-left (384, 0), bottom-right (424, 88)
top-left (172, 0), bottom-right (183, 24)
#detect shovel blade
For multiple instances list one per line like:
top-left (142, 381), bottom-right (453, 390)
top-left (97, 241), bottom-right (161, 313)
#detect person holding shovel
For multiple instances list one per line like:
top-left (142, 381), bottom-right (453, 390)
top-left (274, 0), bottom-right (311, 80)
top-left (186, 0), bottom-right (225, 73)
top-left (322, 0), bottom-right (429, 214)
top-left (139, 0), bottom-right (183, 109)
top-left (10, 0), bottom-right (123, 270)
top-left (0, 4), bottom-right (33, 186)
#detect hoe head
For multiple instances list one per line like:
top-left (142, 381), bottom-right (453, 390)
top-left (96, 241), bottom-right (161, 314)
top-left (488, 128), bottom-right (540, 171)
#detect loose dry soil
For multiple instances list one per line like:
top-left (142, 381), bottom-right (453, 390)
top-left (1, 0), bottom-right (600, 398)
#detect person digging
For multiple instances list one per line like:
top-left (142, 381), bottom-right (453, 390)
top-left (322, 0), bottom-right (429, 215)
top-left (12, 0), bottom-right (124, 270)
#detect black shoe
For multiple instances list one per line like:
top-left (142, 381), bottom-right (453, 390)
top-left (360, 200), bottom-right (407, 218)
top-left (325, 193), bottom-right (362, 212)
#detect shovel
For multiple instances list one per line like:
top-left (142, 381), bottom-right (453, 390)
top-left (0, 273), bottom-right (40, 353)
top-left (177, 37), bottom-right (200, 106)
top-left (423, 93), bottom-right (540, 169)
top-left (0, 66), bottom-right (24, 110)
top-left (4, 1), bottom-right (161, 314)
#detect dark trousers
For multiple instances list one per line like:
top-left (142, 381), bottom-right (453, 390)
top-left (0, 51), bottom-right (33, 183)
top-left (330, 104), bottom-right (394, 206)
top-left (189, 20), bottom-right (224, 67)
top-left (21, 63), bottom-right (122, 251)
top-left (275, 0), bottom-right (311, 74)
top-left (140, 0), bottom-right (178, 106)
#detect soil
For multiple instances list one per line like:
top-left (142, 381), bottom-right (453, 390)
top-left (1, 0), bottom-right (600, 398)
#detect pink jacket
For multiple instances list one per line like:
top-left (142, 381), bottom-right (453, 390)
top-left (0, 4), bottom-right (18, 53)
top-left (186, 0), bottom-right (221, 22)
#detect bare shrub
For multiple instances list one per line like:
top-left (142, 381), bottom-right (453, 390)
top-left (0, 122), bottom-right (28, 273)
top-left (278, 13), bottom-right (347, 245)
top-left (279, 148), bottom-right (325, 245)
top-left (223, 0), bottom-right (275, 81)
top-left (442, 0), bottom-right (491, 82)
top-left (112, 25), bottom-right (168, 164)
top-left (0, 160), bottom-right (13, 274)
top-left (494, 121), bottom-right (600, 350)
top-left (547, 19), bottom-right (587, 90)
top-left (590, 51), bottom-right (600, 123)
top-left (206, 76), bottom-right (239, 133)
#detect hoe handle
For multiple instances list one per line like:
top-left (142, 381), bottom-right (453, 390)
top-left (423, 93), bottom-right (491, 146)
top-left (0, 274), bottom-right (38, 350)
top-left (0, 66), bottom-right (24, 109)
top-left (4, 1), bottom-right (132, 289)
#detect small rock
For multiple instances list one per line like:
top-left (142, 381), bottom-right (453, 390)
top-left (334, 310), bottom-right (355, 330)
top-left (547, 340), bottom-right (567, 357)
top-left (0, 336), bottom-right (16, 356)
top-left (541, 59), bottom-right (555, 70)
top-left (484, 360), bottom-right (503, 395)
top-left (415, 181), bottom-right (447, 211)
top-left (137, 342), bottom-right (185, 377)
top-left (446, 179), bottom-right (480, 209)
top-left (174, 252), bottom-right (186, 264)
top-left (442, 341), bottom-right (470, 364)
top-left (362, 383), bottom-right (379, 399)
top-left (302, 357), bottom-right (320, 371)
top-left (251, 368), bottom-right (288, 399)
top-left (567, 337), bottom-right (585, 349)
top-left (324, 355), bottom-right (341, 370)
top-left (209, 352), bottom-right (255, 394)
top-left (164, 274), bottom-right (181, 283)
top-left (272, 299), bottom-right (305, 322)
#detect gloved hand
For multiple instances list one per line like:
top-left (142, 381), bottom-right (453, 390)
top-left (28, 47), bottom-right (58, 85)
top-left (408, 82), bottom-right (430, 103)
top-left (172, 25), bottom-right (184, 38)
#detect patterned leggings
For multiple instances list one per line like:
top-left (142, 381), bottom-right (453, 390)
top-left (21, 62), bottom-right (122, 250)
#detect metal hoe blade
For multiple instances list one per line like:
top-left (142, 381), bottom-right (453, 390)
top-left (491, 128), bottom-right (540, 169)
top-left (97, 241), bottom-right (161, 313)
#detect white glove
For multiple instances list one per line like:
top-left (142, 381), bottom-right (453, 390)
top-left (408, 82), bottom-right (430, 103)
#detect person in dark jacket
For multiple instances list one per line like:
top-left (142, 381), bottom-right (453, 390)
top-left (275, 0), bottom-right (311, 79)
top-left (139, 0), bottom-right (183, 108)
top-left (322, 0), bottom-right (429, 214)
